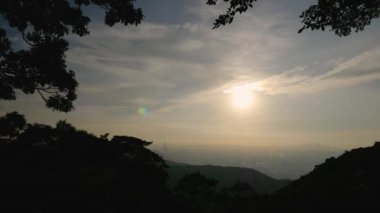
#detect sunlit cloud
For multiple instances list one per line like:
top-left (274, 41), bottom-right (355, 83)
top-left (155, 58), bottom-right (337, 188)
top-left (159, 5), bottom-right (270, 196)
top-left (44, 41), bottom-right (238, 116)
top-left (65, 2), bottom-right (294, 114)
top-left (3, 0), bottom-right (379, 151)
top-left (235, 47), bottom-right (380, 95)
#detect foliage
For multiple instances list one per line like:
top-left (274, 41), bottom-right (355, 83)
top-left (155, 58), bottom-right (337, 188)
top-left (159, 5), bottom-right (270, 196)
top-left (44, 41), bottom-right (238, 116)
top-left (0, 111), bottom-right (169, 212)
top-left (214, 181), bottom-right (260, 213)
top-left (0, 0), bottom-right (143, 112)
top-left (166, 162), bottom-right (291, 194)
top-left (299, 0), bottom-right (380, 36)
top-left (269, 142), bottom-right (380, 212)
top-left (1, 112), bottom-right (380, 213)
top-left (207, 0), bottom-right (257, 29)
top-left (0, 111), bottom-right (26, 139)
top-left (0, 112), bottom-right (262, 213)
top-left (208, 0), bottom-right (380, 36)
top-left (175, 172), bottom-right (218, 196)
top-left (174, 173), bottom-right (219, 213)
top-left (173, 173), bottom-right (262, 213)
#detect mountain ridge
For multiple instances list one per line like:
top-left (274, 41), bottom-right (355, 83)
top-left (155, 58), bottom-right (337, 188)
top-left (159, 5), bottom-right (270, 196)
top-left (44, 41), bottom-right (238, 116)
top-left (266, 142), bottom-right (380, 212)
top-left (166, 161), bottom-right (291, 194)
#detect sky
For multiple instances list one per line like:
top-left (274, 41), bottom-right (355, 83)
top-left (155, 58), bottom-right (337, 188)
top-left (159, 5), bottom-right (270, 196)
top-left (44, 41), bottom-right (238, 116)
top-left (2, 0), bottom-right (380, 177)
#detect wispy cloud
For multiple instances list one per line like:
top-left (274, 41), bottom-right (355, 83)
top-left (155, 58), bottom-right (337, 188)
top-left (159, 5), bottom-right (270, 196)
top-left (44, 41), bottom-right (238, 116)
top-left (2, 0), bottom-right (380, 150)
top-left (65, 1), bottom-right (294, 114)
top-left (231, 47), bottom-right (380, 95)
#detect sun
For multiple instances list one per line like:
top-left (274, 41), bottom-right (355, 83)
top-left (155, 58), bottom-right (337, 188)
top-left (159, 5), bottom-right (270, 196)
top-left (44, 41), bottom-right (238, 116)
top-left (224, 84), bottom-right (255, 109)
top-left (231, 89), bottom-right (253, 108)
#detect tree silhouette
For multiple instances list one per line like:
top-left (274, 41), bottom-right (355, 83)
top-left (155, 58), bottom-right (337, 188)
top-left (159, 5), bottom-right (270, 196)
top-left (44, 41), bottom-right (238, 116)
top-left (0, 0), bottom-right (143, 112)
top-left (298, 0), bottom-right (380, 36)
top-left (207, 0), bottom-right (257, 29)
top-left (267, 142), bottom-right (380, 213)
top-left (208, 0), bottom-right (380, 36)
top-left (214, 181), bottom-right (259, 213)
top-left (0, 111), bottom-right (26, 140)
top-left (174, 173), bottom-right (218, 213)
top-left (0, 112), bottom-right (170, 212)
top-left (175, 172), bottom-right (218, 196)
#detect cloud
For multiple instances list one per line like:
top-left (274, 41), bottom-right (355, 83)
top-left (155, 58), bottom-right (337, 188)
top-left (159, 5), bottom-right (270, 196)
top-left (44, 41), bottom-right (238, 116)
top-left (65, 1), bottom-right (294, 114)
top-left (238, 47), bottom-right (380, 95)
top-left (64, 0), bottom-right (380, 116)
top-left (4, 0), bottom-right (380, 119)
top-left (2, 0), bottom-right (380, 151)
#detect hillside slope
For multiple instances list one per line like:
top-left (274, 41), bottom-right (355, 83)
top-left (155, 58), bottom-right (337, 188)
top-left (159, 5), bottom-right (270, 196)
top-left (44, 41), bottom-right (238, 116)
top-left (167, 162), bottom-right (291, 194)
top-left (270, 142), bottom-right (380, 212)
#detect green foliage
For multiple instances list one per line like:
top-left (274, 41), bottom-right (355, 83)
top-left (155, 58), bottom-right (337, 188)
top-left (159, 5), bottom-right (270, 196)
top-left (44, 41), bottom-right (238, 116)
top-left (0, 0), bottom-right (143, 112)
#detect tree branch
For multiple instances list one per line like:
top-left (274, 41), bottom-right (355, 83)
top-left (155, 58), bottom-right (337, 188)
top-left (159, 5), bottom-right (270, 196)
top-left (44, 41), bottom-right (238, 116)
top-left (36, 88), bottom-right (48, 102)
top-left (21, 32), bottom-right (36, 47)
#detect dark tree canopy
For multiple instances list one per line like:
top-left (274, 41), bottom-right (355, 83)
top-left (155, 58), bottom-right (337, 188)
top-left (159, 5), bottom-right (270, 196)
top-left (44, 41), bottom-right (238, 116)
top-left (0, 111), bottom-right (170, 212)
top-left (0, 111), bottom-right (26, 139)
top-left (207, 0), bottom-right (257, 29)
top-left (208, 0), bottom-right (380, 36)
top-left (267, 142), bottom-right (380, 213)
top-left (175, 172), bottom-right (218, 196)
top-left (0, 0), bottom-right (143, 112)
top-left (299, 0), bottom-right (380, 36)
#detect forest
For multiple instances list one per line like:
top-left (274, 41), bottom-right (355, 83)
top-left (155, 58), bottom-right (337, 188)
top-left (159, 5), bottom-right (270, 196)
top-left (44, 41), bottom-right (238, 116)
top-left (1, 112), bottom-right (379, 212)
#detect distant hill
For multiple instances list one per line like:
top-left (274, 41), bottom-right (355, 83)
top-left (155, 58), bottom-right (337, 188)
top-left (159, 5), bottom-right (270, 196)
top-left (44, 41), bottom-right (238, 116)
top-left (166, 161), bottom-right (291, 194)
top-left (269, 142), bottom-right (380, 212)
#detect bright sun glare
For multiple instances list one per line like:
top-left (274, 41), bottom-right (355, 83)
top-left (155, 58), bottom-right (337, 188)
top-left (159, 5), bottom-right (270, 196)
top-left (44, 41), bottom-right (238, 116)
top-left (224, 83), bottom-right (255, 109)
top-left (232, 89), bottom-right (253, 108)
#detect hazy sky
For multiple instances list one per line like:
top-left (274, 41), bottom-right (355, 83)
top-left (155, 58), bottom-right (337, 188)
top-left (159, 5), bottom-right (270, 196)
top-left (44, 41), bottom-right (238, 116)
top-left (2, 0), bottom-right (380, 150)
